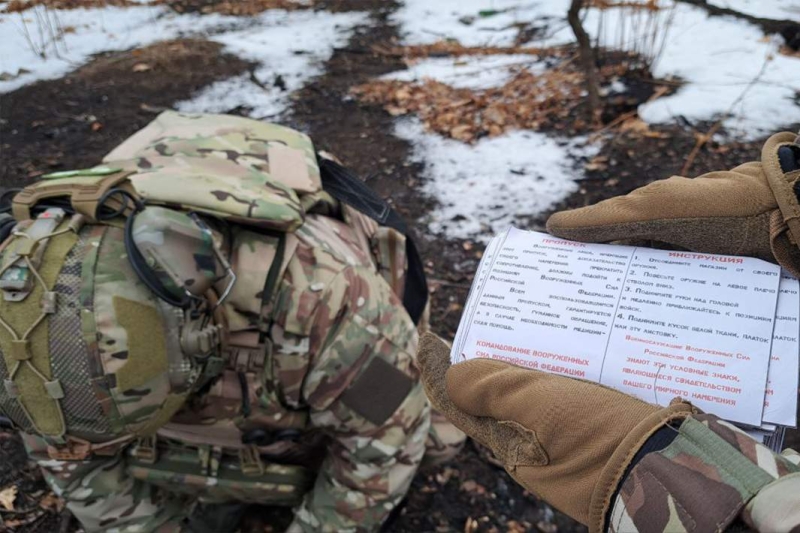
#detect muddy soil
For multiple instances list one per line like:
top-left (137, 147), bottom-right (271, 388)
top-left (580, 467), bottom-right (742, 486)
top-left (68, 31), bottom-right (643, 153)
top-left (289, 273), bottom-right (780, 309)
top-left (0, 0), bottom-right (799, 531)
top-left (0, 39), bottom-right (252, 189)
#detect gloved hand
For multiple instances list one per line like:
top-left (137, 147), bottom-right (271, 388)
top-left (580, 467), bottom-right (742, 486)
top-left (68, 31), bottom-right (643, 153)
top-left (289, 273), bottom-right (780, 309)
top-left (417, 333), bottom-right (694, 532)
top-left (547, 132), bottom-right (800, 276)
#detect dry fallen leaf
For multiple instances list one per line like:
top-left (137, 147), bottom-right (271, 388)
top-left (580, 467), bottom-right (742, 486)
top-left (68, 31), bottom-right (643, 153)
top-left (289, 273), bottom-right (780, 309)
top-left (38, 491), bottom-right (64, 512)
top-left (460, 480), bottom-right (487, 495)
top-left (0, 485), bottom-right (18, 511)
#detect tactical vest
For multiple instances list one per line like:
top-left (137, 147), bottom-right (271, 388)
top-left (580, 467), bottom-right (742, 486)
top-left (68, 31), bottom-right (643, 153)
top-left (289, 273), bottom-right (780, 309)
top-left (0, 111), bottom-right (427, 505)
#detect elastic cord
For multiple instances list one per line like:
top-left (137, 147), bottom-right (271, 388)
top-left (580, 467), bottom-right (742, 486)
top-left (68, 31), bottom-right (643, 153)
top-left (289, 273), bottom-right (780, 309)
top-left (123, 212), bottom-right (189, 308)
top-left (96, 187), bottom-right (189, 309)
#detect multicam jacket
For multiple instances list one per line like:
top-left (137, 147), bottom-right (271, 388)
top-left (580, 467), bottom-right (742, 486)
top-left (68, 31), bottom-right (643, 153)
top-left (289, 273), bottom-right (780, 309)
top-left (17, 112), bottom-right (435, 533)
top-left (608, 414), bottom-right (800, 533)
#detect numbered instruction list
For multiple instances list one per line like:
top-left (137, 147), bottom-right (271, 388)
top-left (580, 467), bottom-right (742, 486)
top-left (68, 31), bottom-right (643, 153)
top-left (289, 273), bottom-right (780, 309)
top-left (452, 228), bottom-right (796, 427)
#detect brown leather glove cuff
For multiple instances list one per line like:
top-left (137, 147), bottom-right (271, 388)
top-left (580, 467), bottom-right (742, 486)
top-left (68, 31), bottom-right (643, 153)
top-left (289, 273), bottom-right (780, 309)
top-left (588, 400), bottom-right (694, 533)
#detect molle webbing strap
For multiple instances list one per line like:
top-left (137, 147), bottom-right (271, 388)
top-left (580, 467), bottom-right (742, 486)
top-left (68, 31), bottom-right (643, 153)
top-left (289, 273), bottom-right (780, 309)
top-left (318, 158), bottom-right (429, 324)
top-left (12, 171), bottom-right (138, 222)
top-left (259, 233), bottom-right (299, 327)
top-left (0, 226), bottom-right (77, 438)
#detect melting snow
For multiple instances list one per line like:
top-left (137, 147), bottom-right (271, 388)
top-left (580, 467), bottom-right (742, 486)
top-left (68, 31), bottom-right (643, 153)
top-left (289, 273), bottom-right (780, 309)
top-left (709, 0), bottom-right (800, 20)
top-left (543, 2), bottom-right (800, 138)
top-left (388, 0), bottom-right (800, 239)
top-left (0, 5), bottom-right (237, 93)
top-left (391, 0), bottom-right (572, 47)
top-left (396, 119), bottom-right (598, 240)
top-left (0, 4), bottom-right (367, 120)
top-left (176, 10), bottom-right (368, 119)
top-left (393, 0), bottom-right (800, 138)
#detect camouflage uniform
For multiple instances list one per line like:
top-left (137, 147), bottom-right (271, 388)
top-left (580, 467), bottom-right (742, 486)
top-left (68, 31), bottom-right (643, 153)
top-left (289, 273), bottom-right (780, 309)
top-left (7, 112), bottom-right (463, 533)
top-left (608, 414), bottom-right (800, 532)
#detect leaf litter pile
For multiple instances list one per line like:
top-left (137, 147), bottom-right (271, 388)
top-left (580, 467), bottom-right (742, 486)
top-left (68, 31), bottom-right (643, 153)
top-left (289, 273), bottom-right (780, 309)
top-left (353, 43), bottom-right (667, 144)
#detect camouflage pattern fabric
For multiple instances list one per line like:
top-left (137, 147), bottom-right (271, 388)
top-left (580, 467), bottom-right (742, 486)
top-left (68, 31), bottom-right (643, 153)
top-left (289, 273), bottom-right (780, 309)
top-left (26, 210), bottom-right (431, 532)
top-left (14, 111), bottom-right (463, 532)
top-left (22, 433), bottom-right (187, 533)
top-left (608, 414), bottom-right (800, 533)
top-left (105, 111), bottom-right (323, 233)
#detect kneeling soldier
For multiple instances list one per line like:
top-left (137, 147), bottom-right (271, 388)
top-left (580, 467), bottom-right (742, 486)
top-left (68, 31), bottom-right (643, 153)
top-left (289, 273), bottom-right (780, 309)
top-left (0, 111), bottom-right (463, 532)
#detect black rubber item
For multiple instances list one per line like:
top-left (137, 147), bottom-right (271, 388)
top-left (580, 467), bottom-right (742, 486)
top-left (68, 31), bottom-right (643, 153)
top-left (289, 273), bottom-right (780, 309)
top-left (778, 145), bottom-right (800, 173)
top-left (318, 157), bottom-right (429, 325)
top-left (241, 428), bottom-right (273, 446)
top-left (185, 502), bottom-right (248, 533)
top-left (0, 189), bottom-right (21, 214)
top-left (124, 212), bottom-right (190, 309)
top-left (0, 215), bottom-right (16, 244)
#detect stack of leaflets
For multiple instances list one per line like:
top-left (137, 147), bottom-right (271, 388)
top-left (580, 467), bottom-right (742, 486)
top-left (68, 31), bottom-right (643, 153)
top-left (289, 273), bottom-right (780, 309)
top-left (452, 227), bottom-right (799, 451)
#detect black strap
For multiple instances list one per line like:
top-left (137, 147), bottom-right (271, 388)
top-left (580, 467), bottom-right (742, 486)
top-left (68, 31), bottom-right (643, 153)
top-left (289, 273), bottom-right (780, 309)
top-left (318, 158), bottom-right (428, 325)
top-left (260, 232), bottom-right (286, 315)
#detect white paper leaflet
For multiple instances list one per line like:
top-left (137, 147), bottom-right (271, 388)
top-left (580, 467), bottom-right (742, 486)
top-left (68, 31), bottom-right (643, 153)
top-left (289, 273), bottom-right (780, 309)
top-left (453, 227), bottom-right (798, 429)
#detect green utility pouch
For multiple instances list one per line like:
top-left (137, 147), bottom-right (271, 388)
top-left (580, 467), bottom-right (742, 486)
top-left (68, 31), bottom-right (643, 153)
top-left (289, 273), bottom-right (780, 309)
top-left (126, 434), bottom-right (315, 505)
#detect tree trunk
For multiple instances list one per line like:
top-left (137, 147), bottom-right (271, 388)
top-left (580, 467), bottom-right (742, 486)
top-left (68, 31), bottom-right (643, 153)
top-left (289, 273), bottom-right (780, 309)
top-left (568, 0), bottom-right (602, 125)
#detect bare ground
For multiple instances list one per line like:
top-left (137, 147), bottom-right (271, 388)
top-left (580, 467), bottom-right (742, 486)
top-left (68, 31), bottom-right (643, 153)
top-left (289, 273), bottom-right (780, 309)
top-left (1, 0), bottom-right (799, 532)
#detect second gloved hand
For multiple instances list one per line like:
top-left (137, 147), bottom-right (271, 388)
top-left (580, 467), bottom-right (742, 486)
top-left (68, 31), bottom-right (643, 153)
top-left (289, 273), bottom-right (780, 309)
top-left (547, 132), bottom-right (800, 275)
top-left (417, 333), bottom-right (694, 532)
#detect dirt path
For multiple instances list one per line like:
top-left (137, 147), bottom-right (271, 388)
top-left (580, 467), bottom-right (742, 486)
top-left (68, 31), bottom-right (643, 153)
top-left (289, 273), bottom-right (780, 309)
top-left (288, 3), bottom-right (585, 531)
top-left (0, 39), bottom-right (252, 189)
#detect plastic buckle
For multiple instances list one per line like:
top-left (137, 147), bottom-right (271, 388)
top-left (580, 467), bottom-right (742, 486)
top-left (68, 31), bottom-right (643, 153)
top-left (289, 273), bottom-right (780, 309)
top-left (239, 445), bottom-right (264, 477)
top-left (4, 380), bottom-right (18, 398)
top-left (10, 340), bottom-right (31, 361)
top-left (133, 435), bottom-right (158, 464)
top-left (13, 238), bottom-right (36, 258)
top-left (41, 292), bottom-right (57, 314)
top-left (44, 379), bottom-right (64, 399)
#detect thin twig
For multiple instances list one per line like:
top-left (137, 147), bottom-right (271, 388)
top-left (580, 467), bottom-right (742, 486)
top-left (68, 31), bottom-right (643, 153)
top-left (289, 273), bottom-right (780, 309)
top-left (428, 278), bottom-right (472, 289)
top-left (680, 52), bottom-right (773, 175)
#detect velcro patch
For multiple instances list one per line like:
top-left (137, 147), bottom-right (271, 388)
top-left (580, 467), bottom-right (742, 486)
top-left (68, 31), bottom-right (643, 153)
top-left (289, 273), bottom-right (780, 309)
top-left (340, 357), bottom-right (412, 426)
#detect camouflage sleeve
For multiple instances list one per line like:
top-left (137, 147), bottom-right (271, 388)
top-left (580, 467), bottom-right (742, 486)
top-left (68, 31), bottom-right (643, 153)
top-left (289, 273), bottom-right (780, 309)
top-left (608, 414), bottom-right (800, 533)
top-left (289, 264), bottom-right (430, 533)
top-left (22, 434), bottom-right (188, 532)
top-left (742, 447), bottom-right (800, 531)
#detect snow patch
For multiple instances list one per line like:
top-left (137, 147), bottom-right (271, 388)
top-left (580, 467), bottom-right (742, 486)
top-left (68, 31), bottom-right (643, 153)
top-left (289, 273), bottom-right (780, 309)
top-left (176, 9), bottom-right (368, 118)
top-left (709, 0), bottom-right (800, 20)
top-left (391, 0), bottom-right (571, 47)
top-left (0, 5), bottom-right (238, 93)
top-left (630, 6), bottom-right (800, 137)
top-left (396, 119), bottom-right (598, 240)
top-left (382, 54), bottom-right (545, 90)
top-left (394, 0), bottom-right (800, 138)
top-left (542, 2), bottom-right (800, 137)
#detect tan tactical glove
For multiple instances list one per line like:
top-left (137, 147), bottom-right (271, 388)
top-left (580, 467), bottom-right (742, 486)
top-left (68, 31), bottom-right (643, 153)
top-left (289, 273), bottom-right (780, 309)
top-left (417, 333), bottom-right (694, 532)
top-left (547, 132), bottom-right (800, 276)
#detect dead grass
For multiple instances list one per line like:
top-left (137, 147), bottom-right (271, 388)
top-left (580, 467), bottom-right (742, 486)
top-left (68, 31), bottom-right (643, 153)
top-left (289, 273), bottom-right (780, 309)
top-left (588, 0), bottom-right (662, 9)
top-left (4, 0), bottom-right (133, 11)
top-left (353, 55), bottom-right (633, 142)
top-left (3, 0), bottom-right (312, 13)
top-left (373, 42), bottom-right (565, 60)
top-left (150, 0), bottom-right (311, 15)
